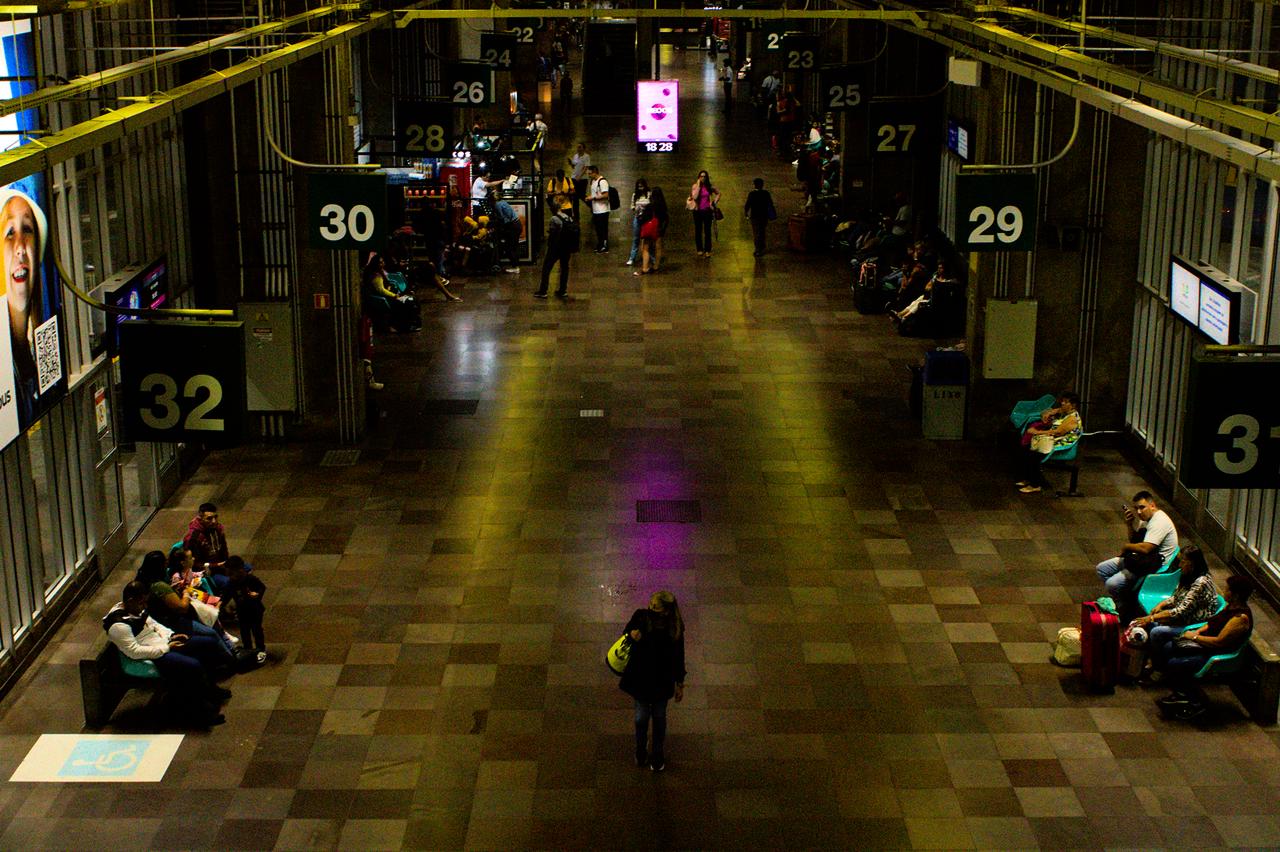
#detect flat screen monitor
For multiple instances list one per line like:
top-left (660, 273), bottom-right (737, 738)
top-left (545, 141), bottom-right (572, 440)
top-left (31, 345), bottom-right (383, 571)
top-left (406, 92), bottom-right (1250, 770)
top-left (1198, 277), bottom-right (1239, 345)
top-left (107, 256), bottom-right (168, 353)
top-left (1169, 255), bottom-right (1200, 328)
top-left (946, 118), bottom-right (971, 162)
top-left (636, 80), bottom-right (679, 154)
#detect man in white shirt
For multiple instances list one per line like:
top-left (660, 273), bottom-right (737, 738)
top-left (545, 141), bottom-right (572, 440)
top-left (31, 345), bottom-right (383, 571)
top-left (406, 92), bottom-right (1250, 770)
top-left (568, 143), bottom-right (591, 220)
top-left (891, 191), bottom-right (912, 238)
top-left (470, 172), bottom-right (502, 217)
top-left (720, 60), bottom-right (735, 112)
top-left (1096, 491), bottom-right (1180, 618)
top-left (587, 164), bottom-right (611, 252)
top-left (103, 580), bottom-right (231, 725)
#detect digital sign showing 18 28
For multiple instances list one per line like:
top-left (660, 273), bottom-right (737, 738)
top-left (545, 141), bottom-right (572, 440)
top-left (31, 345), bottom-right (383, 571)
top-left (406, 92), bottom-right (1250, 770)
top-left (636, 80), bottom-right (679, 154)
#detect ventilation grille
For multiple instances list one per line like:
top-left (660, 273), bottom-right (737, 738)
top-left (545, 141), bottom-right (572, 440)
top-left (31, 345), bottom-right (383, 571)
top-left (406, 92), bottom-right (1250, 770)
top-left (319, 449), bottom-right (360, 467)
top-left (635, 500), bottom-right (702, 523)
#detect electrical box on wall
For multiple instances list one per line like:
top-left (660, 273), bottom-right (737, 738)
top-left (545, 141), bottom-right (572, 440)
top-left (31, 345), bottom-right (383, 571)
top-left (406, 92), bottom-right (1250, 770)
top-left (239, 302), bottom-right (297, 413)
top-left (983, 299), bottom-right (1037, 379)
top-left (949, 57), bottom-right (982, 87)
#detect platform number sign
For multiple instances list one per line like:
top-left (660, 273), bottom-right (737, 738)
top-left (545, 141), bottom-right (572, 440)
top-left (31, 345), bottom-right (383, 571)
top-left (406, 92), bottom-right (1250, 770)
top-left (821, 67), bottom-right (865, 112)
top-left (511, 20), bottom-right (539, 43)
top-left (1180, 357), bottom-right (1280, 488)
top-left (395, 99), bottom-right (450, 157)
top-left (446, 62), bottom-right (495, 105)
top-left (762, 22), bottom-right (788, 52)
top-left (954, 172), bottom-right (1038, 252)
top-left (119, 321), bottom-right (246, 445)
top-left (870, 101), bottom-right (936, 156)
top-left (308, 173), bottom-right (387, 250)
top-left (783, 34), bottom-right (818, 71)
top-left (480, 32), bottom-right (516, 70)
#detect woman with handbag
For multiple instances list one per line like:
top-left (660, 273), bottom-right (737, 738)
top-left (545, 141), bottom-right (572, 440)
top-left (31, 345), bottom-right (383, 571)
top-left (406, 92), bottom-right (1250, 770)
top-left (687, 171), bottom-right (721, 258)
top-left (626, 179), bottom-right (651, 267)
top-left (619, 591), bottom-right (686, 771)
top-left (1016, 391), bottom-right (1082, 493)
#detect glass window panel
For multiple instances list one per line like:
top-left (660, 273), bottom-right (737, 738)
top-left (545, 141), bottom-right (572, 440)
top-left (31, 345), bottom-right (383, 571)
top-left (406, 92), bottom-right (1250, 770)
top-left (26, 419), bottom-right (64, 598)
top-left (1244, 178), bottom-right (1270, 289)
top-left (1214, 166), bottom-right (1237, 272)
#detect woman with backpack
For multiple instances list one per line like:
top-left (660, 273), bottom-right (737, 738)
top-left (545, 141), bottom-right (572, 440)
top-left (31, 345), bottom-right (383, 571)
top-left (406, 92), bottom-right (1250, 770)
top-left (619, 591), bottom-right (686, 771)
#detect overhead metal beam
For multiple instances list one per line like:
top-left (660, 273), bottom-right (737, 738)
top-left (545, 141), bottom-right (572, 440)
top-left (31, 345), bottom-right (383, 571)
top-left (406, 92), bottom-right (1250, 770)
top-left (396, 7), bottom-right (927, 27)
top-left (0, 12), bottom-right (391, 186)
top-left (878, 6), bottom-right (1280, 184)
top-left (974, 4), bottom-right (1280, 88)
top-left (936, 14), bottom-right (1280, 142)
top-left (0, 4), bottom-right (361, 118)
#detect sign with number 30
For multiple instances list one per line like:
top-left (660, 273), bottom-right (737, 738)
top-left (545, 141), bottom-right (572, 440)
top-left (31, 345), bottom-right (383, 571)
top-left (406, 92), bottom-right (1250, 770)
top-left (1180, 356), bottom-right (1280, 488)
top-left (308, 174), bottom-right (387, 250)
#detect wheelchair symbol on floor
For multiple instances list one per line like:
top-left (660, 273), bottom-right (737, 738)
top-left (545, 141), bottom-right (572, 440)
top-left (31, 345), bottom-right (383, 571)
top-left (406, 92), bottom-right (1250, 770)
top-left (58, 739), bottom-right (149, 777)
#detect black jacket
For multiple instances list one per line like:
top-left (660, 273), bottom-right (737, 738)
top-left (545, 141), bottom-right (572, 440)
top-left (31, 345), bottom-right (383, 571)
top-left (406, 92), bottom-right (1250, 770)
top-left (618, 608), bottom-right (686, 703)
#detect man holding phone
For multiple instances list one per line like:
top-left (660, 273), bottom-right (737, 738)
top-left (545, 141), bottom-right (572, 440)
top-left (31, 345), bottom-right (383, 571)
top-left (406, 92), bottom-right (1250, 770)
top-left (1095, 491), bottom-right (1179, 620)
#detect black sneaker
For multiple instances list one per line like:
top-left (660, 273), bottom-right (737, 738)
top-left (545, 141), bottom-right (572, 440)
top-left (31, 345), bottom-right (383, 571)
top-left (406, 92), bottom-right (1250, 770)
top-left (533, 292), bottom-right (548, 299)
top-left (1156, 692), bottom-right (1192, 708)
top-left (635, 750), bottom-right (647, 767)
top-left (555, 292), bottom-right (570, 300)
top-left (650, 758), bottom-right (664, 772)
top-left (1172, 702), bottom-right (1208, 722)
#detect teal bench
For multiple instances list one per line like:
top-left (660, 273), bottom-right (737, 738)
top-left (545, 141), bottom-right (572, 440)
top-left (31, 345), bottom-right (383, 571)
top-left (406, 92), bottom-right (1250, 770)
top-left (80, 635), bottom-right (162, 728)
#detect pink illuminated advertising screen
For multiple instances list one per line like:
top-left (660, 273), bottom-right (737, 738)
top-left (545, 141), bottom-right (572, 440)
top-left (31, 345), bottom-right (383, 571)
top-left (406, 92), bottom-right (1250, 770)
top-left (637, 80), bottom-right (679, 153)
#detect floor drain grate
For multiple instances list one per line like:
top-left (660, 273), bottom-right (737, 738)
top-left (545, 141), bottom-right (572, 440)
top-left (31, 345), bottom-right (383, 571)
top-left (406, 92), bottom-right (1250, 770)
top-left (421, 399), bottom-right (480, 416)
top-left (319, 449), bottom-right (361, 467)
top-left (579, 409), bottom-right (605, 418)
top-left (636, 500), bottom-right (702, 523)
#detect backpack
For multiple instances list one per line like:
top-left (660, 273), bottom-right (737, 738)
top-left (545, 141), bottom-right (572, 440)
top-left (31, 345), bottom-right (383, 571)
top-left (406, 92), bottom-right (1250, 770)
top-left (560, 216), bottom-right (580, 254)
top-left (608, 185), bottom-right (621, 211)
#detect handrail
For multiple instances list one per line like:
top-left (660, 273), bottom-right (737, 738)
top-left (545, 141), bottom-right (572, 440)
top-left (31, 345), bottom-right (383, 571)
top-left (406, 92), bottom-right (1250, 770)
top-left (54, 253), bottom-right (234, 319)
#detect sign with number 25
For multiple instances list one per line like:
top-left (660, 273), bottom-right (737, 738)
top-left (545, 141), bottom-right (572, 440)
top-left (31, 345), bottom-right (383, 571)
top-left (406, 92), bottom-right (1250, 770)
top-left (119, 321), bottom-right (246, 444)
top-left (954, 172), bottom-right (1038, 252)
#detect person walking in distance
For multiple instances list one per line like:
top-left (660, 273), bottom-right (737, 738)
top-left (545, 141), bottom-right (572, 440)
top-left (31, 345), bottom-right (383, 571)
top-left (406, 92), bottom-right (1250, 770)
top-left (568, 143), bottom-right (591, 220)
top-left (687, 170), bottom-right (721, 258)
top-left (626, 178), bottom-right (651, 267)
top-left (619, 591), bottom-right (686, 771)
top-left (720, 59), bottom-right (735, 112)
top-left (587, 164), bottom-right (611, 253)
top-left (743, 177), bottom-right (774, 257)
top-left (534, 195), bottom-right (578, 299)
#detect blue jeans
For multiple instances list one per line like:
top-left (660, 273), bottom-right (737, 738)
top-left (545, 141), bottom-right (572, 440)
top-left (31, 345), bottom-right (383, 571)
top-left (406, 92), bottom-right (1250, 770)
top-left (152, 634), bottom-right (226, 709)
top-left (1147, 624), bottom-right (1184, 667)
top-left (1096, 556), bottom-right (1139, 606)
top-left (634, 698), bottom-right (669, 762)
top-left (628, 216), bottom-right (642, 263)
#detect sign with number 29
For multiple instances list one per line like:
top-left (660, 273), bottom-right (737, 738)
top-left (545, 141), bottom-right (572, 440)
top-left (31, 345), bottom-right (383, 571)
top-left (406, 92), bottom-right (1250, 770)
top-left (954, 172), bottom-right (1038, 252)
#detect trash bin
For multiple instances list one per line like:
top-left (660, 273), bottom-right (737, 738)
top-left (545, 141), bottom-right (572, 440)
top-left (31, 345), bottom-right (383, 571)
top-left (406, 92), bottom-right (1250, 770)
top-left (922, 350), bottom-right (968, 439)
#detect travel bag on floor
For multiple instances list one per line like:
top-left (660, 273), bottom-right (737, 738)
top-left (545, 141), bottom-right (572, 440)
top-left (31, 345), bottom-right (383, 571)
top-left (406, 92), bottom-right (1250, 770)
top-left (1118, 625), bottom-right (1148, 681)
top-left (1080, 601), bottom-right (1120, 692)
top-left (788, 213), bottom-right (822, 253)
top-left (1051, 627), bottom-right (1082, 667)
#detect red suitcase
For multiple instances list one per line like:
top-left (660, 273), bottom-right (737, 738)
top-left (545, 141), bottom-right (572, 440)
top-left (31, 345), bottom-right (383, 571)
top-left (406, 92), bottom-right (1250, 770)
top-left (1080, 601), bottom-right (1120, 693)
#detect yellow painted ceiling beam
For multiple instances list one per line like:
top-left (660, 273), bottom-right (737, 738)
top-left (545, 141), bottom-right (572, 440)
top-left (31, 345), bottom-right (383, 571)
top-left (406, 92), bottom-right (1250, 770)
top-left (396, 7), bottom-right (926, 27)
top-left (0, 12), bottom-right (390, 186)
top-left (0, 4), bottom-right (363, 118)
top-left (972, 4), bottom-right (1280, 88)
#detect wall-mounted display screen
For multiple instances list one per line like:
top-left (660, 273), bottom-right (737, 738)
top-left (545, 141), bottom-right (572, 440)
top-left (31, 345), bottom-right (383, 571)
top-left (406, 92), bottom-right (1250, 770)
top-left (0, 19), bottom-right (66, 452)
top-left (1198, 278), bottom-right (1238, 345)
top-left (946, 118), bottom-right (971, 162)
top-left (1169, 255), bottom-right (1200, 327)
top-left (636, 80), bottom-right (679, 154)
top-left (107, 256), bottom-right (169, 354)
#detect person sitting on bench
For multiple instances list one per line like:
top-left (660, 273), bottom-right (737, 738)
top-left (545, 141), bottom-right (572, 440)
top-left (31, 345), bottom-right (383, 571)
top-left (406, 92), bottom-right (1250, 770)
top-left (102, 580), bottom-right (231, 727)
top-left (1096, 491), bottom-right (1179, 622)
top-left (1015, 391), bottom-right (1082, 494)
top-left (1152, 574), bottom-right (1255, 722)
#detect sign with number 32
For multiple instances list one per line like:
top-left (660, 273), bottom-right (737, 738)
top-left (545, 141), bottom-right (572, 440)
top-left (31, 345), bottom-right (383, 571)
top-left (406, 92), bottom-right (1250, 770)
top-left (119, 321), bottom-right (246, 445)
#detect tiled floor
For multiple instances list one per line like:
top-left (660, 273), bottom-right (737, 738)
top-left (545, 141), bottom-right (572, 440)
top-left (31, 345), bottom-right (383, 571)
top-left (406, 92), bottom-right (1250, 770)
top-left (2, 48), bottom-right (1279, 851)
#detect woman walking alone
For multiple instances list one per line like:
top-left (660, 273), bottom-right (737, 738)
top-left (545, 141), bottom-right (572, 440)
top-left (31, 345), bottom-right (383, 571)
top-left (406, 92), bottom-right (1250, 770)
top-left (619, 591), bottom-right (686, 771)
top-left (687, 171), bottom-right (721, 258)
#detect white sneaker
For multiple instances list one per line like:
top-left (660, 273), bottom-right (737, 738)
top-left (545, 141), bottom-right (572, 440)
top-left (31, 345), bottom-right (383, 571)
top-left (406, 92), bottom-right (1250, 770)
top-left (225, 633), bottom-right (241, 648)
top-left (255, 651), bottom-right (268, 665)
top-left (625, 259), bottom-right (635, 266)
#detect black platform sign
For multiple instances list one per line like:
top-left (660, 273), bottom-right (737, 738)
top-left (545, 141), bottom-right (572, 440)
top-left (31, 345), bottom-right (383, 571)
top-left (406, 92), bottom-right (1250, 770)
top-left (762, 21), bottom-right (788, 52)
top-left (308, 173), bottom-right (388, 250)
top-left (870, 101), bottom-right (937, 157)
top-left (480, 32), bottom-right (516, 70)
top-left (782, 34), bottom-right (818, 72)
top-left (1180, 356), bottom-right (1280, 488)
top-left (820, 67), bottom-right (866, 113)
top-left (119, 321), bottom-right (246, 445)
top-left (395, 99), bottom-right (451, 157)
top-left (446, 61), bottom-right (496, 105)
top-left (954, 172), bottom-right (1038, 252)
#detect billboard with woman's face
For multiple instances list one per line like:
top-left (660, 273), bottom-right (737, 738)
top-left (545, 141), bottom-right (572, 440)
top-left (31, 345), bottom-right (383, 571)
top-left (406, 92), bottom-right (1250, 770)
top-left (0, 19), bottom-right (66, 451)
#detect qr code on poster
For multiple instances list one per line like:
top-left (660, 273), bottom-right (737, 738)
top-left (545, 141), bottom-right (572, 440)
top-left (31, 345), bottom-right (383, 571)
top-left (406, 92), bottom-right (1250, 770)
top-left (35, 315), bottom-right (62, 394)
